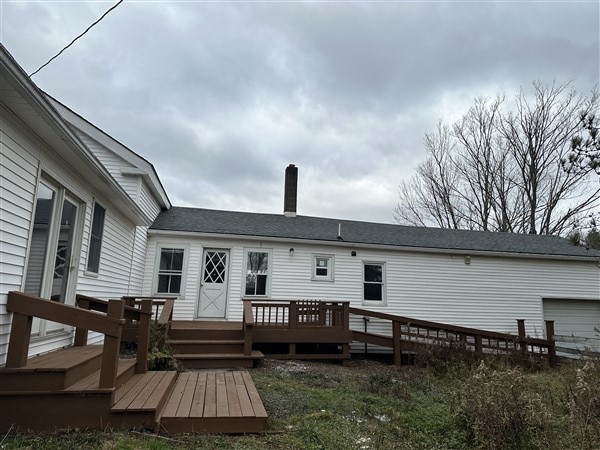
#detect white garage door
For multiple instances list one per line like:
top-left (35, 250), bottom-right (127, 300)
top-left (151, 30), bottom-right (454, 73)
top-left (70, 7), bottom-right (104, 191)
top-left (543, 299), bottom-right (600, 354)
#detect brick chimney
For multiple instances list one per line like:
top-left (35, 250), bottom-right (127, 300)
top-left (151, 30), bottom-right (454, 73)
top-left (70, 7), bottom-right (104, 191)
top-left (284, 164), bottom-right (298, 217)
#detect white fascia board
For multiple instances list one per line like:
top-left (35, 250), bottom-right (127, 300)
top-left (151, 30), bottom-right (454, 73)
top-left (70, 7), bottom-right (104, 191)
top-left (1, 46), bottom-right (150, 226)
top-left (147, 229), bottom-right (600, 263)
top-left (47, 97), bottom-right (171, 210)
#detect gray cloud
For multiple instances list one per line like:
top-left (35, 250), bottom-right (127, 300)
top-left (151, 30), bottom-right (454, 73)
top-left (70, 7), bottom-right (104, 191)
top-left (2, 1), bottom-right (598, 224)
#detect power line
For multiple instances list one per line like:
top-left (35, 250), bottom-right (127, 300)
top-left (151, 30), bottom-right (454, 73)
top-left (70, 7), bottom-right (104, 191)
top-left (29, 0), bottom-right (124, 77)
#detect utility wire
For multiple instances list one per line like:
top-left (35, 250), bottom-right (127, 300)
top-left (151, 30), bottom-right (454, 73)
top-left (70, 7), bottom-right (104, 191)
top-left (29, 0), bottom-right (124, 77)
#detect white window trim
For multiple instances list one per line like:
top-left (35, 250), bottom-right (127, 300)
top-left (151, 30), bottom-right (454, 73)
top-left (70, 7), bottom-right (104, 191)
top-left (311, 254), bottom-right (334, 282)
top-left (243, 248), bottom-right (272, 298)
top-left (362, 261), bottom-right (386, 306)
top-left (84, 199), bottom-right (105, 276)
top-left (153, 244), bottom-right (188, 296)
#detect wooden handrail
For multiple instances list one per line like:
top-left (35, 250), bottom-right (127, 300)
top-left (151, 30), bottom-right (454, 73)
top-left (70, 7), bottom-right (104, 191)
top-left (5, 292), bottom-right (127, 388)
top-left (157, 298), bottom-right (175, 325)
top-left (7, 292), bottom-right (123, 337)
top-left (349, 307), bottom-right (551, 346)
top-left (76, 294), bottom-right (151, 320)
top-left (349, 306), bottom-right (556, 365)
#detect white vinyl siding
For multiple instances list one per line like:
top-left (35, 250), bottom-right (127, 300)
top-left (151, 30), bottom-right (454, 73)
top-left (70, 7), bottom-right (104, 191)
top-left (73, 129), bottom-right (139, 199)
top-left (0, 112), bottom-right (39, 363)
top-left (141, 236), bottom-right (600, 344)
top-left (139, 180), bottom-right (161, 219)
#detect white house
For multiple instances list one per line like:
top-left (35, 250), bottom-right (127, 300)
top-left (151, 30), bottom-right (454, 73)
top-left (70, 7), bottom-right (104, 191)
top-left (0, 45), bottom-right (168, 364)
top-left (1, 44), bottom-right (599, 365)
top-left (142, 164), bottom-right (600, 344)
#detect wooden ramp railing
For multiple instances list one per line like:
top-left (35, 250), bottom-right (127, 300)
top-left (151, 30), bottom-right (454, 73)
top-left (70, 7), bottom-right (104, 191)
top-left (75, 294), bottom-right (153, 374)
top-left (5, 292), bottom-right (133, 389)
top-left (121, 296), bottom-right (176, 348)
top-left (349, 307), bottom-right (557, 366)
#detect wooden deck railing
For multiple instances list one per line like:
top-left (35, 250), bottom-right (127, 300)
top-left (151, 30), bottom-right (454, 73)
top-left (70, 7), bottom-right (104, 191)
top-left (243, 300), bottom-right (254, 356)
top-left (75, 294), bottom-right (152, 374)
top-left (349, 307), bottom-right (557, 366)
top-left (121, 296), bottom-right (176, 349)
top-left (5, 292), bottom-right (128, 389)
top-left (244, 298), bottom-right (350, 330)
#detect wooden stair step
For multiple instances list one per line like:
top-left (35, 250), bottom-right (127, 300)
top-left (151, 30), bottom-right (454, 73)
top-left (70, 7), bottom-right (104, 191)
top-left (65, 359), bottom-right (137, 392)
top-left (169, 339), bottom-right (246, 354)
top-left (0, 345), bottom-right (104, 391)
top-left (157, 370), bottom-right (267, 434)
top-left (176, 351), bottom-right (264, 369)
top-left (112, 370), bottom-right (178, 413)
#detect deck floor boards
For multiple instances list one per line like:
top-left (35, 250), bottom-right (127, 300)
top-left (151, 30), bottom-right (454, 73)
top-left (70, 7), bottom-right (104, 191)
top-left (158, 370), bottom-right (267, 433)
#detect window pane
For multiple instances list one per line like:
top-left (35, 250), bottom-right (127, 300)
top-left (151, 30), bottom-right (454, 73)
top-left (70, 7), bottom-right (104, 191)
top-left (316, 267), bottom-right (328, 276)
top-left (248, 252), bottom-right (268, 273)
top-left (87, 203), bottom-right (105, 273)
top-left (245, 274), bottom-right (256, 295)
top-left (169, 275), bottom-right (182, 294)
top-left (171, 250), bottom-right (184, 271)
top-left (24, 183), bottom-right (55, 296)
top-left (364, 283), bottom-right (382, 301)
top-left (316, 257), bottom-right (328, 268)
top-left (158, 275), bottom-right (170, 293)
top-left (364, 264), bottom-right (382, 282)
top-left (256, 274), bottom-right (267, 296)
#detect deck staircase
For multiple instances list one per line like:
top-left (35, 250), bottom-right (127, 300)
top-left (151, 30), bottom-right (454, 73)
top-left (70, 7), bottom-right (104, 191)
top-left (0, 293), bottom-right (267, 434)
top-left (168, 321), bottom-right (264, 369)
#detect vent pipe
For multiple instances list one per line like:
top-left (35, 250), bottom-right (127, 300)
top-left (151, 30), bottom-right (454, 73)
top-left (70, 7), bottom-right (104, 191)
top-left (284, 164), bottom-right (298, 217)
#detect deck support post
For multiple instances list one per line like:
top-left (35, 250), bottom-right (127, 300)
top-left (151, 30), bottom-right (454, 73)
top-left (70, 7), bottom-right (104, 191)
top-left (475, 335), bottom-right (483, 357)
top-left (99, 299), bottom-right (124, 389)
top-left (517, 319), bottom-right (527, 355)
top-left (5, 311), bottom-right (32, 368)
top-left (545, 320), bottom-right (557, 367)
top-left (392, 321), bottom-right (402, 366)
top-left (136, 299), bottom-right (152, 374)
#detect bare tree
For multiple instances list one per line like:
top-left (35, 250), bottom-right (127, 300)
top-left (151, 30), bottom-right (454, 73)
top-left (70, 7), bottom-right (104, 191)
top-left (396, 81), bottom-right (600, 236)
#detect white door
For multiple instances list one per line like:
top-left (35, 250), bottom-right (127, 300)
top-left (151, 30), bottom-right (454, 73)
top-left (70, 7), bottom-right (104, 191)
top-left (543, 299), bottom-right (600, 354)
top-left (23, 181), bottom-right (82, 336)
top-left (197, 249), bottom-right (229, 318)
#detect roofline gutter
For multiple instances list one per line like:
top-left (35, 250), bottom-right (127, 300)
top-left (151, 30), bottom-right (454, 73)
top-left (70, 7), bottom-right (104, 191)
top-left (147, 229), bottom-right (600, 263)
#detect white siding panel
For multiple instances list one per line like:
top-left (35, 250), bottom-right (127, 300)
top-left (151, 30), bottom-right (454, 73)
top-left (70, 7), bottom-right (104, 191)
top-left (142, 235), bottom-right (600, 346)
top-left (139, 180), bottom-right (161, 220)
top-left (73, 129), bottom-right (139, 199)
top-left (543, 299), bottom-right (600, 353)
top-left (0, 112), bottom-right (39, 363)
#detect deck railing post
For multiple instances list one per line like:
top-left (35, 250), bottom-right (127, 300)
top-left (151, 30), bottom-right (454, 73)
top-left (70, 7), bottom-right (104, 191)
top-left (545, 320), bottom-right (557, 367)
top-left (243, 300), bottom-right (254, 356)
top-left (289, 301), bottom-right (298, 330)
top-left (74, 297), bottom-right (90, 346)
top-left (136, 299), bottom-right (152, 374)
top-left (517, 319), bottom-right (527, 355)
top-left (393, 320), bottom-right (402, 366)
top-left (99, 299), bottom-right (124, 389)
top-left (475, 334), bottom-right (483, 357)
top-left (5, 311), bottom-right (33, 368)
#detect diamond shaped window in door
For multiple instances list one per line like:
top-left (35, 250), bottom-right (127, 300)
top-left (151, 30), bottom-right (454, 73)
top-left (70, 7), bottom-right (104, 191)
top-left (203, 251), bottom-right (227, 284)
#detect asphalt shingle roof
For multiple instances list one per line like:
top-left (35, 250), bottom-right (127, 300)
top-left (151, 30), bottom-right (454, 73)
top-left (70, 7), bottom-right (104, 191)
top-left (150, 207), bottom-right (600, 259)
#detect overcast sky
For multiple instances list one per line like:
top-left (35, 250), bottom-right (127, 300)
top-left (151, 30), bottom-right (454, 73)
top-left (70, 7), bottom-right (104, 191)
top-left (1, 1), bottom-right (599, 223)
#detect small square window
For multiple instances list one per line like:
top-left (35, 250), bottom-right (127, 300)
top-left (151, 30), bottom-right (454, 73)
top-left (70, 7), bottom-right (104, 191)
top-left (312, 255), bottom-right (334, 281)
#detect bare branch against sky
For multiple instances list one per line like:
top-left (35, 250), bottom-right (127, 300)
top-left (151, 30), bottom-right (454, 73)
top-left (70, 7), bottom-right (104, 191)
top-left (2, 1), bottom-right (598, 223)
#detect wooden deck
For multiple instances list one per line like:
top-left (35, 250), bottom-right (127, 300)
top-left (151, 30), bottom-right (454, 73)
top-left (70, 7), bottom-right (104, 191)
top-left (158, 370), bottom-right (267, 434)
top-left (0, 293), bottom-right (268, 434)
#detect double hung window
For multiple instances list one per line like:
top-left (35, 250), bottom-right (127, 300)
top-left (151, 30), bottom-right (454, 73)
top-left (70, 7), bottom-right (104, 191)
top-left (363, 262), bottom-right (385, 303)
top-left (244, 250), bottom-right (270, 296)
top-left (157, 247), bottom-right (185, 294)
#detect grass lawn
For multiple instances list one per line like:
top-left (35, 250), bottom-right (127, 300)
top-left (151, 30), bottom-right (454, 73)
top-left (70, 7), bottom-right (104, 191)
top-left (2, 354), bottom-right (599, 449)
